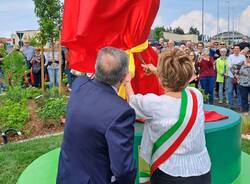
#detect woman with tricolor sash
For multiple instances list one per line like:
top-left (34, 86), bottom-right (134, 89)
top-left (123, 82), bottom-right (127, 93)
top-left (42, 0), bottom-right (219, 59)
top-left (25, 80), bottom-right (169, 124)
top-left (124, 49), bottom-right (211, 184)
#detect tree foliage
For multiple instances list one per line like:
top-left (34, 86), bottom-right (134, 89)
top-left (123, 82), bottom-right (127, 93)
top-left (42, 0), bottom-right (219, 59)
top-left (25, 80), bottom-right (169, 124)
top-left (173, 27), bottom-right (185, 35)
top-left (33, 0), bottom-right (63, 46)
top-left (188, 26), bottom-right (202, 41)
top-left (2, 50), bottom-right (27, 86)
top-left (29, 32), bottom-right (47, 48)
top-left (154, 26), bottom-right (166, 41)
top-left (165, 27), bottom-right (173, 33)
top-left (188, 26), bottom-right (200, 35)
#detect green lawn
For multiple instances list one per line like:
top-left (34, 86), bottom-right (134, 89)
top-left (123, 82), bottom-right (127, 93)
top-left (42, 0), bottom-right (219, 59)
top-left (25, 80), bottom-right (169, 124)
top-left (0, 136), bottom-right (250, 184)
top-left (0, 135), bottom-right (63, 184)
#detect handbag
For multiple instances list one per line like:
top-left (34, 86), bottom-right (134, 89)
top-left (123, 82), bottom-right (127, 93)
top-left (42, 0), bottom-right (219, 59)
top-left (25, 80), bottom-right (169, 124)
top-left (32, 62), bottom-right (41, 74)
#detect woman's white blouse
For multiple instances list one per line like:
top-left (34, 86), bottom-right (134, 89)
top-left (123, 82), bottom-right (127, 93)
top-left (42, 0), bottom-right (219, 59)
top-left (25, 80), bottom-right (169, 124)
top-left (129, 87), bottom-right (211, 177)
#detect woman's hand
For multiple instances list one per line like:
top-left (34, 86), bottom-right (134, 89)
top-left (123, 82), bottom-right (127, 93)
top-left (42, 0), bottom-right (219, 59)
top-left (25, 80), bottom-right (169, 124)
top-left (123, 72), bottom-right (132, 84)
top-left (141, 64), bottom-right (157, 75)
top-left (123, 73), bottom-right (134, 100)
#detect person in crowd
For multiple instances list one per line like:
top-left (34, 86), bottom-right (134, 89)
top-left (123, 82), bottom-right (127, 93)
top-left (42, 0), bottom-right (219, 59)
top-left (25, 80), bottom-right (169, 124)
top-left (196, 42), bottom-right (204, 58)
top-left (31, 48), bottom-right (43, 87)
top-left (63, 48), bottom-right (74, 91)
top-left (57, 47), bottom-right (136, 184)
top-left (229, 46), bottom-right (234, 55)
top-left (216, 48), bottom-right (229, 104)
top-left (239, 36), bottom-right (250, 51)
top-left (46, 41), bottom-right (60, 88)
top-left (228, 45), bottom-right (246, 110)
top-left (179, 43), bottom-right (186, 51)
top-left (125, 49), bottom-right (211, 184)
top-left (156, 37), bottom-right (165, 52)
top-left (163, 41), bottom-right (168, 50)
top-left (186, 41), bottom-right (192, 50)
top-left (231, 50), bottom-right (250, 116)
top-left (218, 41), bottom-right (229, 57)
top-left (189, 51), bottom-right (199, 88)
top-left (184, 47), bottom-right (191, 55)
top-left (167, 40), bottom-right (175, 51)
top-left (191, 42), bottom-right (197, 52)
top-left (0, 42), bottom-right (7, 93)
top-left (240, 47), bottom-right (249, 56)
top-left (209, 41), bottom-right (220, 60)
top-left (197, 48), bottom-right (216, 104)
top-left (20, 37), bottom-right (35, 69)
top-left (152, 46), bottom-right (161, 55)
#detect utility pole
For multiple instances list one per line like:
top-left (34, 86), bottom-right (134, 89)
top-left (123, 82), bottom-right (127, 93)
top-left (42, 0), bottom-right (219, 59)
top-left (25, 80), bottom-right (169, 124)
top-left (202, 0), bottom-right (205, 42)
top-left (226, 0), bottom-right (230, 45)
top-left (232, 16), bottom-right (235, 45)
top-left (217, 0), bottom-right (220, 41)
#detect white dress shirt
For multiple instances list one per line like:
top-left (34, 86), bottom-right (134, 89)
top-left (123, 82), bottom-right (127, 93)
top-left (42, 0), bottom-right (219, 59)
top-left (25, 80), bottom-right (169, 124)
top-left (129, 87), bottom-right (211, 177)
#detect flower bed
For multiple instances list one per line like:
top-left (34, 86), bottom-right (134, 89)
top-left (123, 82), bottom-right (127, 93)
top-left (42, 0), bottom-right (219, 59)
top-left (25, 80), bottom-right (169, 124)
top-left (0, 87), bottom-right (67, 144)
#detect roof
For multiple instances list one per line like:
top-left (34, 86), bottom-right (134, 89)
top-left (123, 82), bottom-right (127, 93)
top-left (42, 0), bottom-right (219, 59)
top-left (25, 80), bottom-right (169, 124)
top-left (212, 31), bottom-right (248, 39)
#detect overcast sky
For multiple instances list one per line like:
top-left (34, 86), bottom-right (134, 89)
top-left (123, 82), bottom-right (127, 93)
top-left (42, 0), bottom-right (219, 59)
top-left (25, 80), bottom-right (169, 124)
top-left (0, 0), bottom-right (250, 37)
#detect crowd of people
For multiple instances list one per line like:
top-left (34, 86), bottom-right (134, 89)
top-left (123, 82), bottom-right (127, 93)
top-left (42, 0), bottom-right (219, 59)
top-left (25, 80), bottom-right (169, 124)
top-left (0, 36), bottom-right (249, 115)
top-left (152, 37), bottom-right (250, 115)
top-left (0, 37), bottom-right (74, 91)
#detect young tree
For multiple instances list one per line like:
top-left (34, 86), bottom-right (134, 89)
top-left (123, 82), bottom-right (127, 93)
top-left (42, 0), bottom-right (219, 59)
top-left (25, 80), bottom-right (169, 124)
top-left (189, 27), bottom-right (202, 41)
top-left (154, 26), bottom-right (166, 41)
top-left (33, 0), bottom-right (62, 47)
top-left (33, 0), bottom-right (63, 89)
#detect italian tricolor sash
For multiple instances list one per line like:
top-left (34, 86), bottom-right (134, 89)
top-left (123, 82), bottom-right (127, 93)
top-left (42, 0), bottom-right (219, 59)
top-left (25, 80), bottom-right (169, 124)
top-left (139, 89), bottom-right (198, 183)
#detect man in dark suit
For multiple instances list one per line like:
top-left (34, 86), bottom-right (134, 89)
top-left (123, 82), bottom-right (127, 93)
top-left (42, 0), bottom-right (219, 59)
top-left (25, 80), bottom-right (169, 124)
top-left (57, 47), bottom-right (137, 184)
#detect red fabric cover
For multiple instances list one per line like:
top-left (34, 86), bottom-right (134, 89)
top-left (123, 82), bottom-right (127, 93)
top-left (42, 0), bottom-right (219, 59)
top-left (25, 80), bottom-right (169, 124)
top-left (136, 111), bottom-right (229, 124)
top-left (61, 0), bottom-right (163, 95)
top-left (30, 69), bottom-right (35, 85)
top-left (204, 111), bottom-right (229, 122)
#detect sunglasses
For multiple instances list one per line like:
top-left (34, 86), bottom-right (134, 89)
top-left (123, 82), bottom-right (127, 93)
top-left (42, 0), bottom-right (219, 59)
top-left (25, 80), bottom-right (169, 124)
top-left (220, 43), bottom-right (225, 45)
top-left (246, 55), bottom-right (250, 58)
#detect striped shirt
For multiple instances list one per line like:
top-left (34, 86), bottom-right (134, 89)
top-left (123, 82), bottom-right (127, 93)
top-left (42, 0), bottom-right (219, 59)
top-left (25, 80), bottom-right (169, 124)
top-left (129, 87), bottom-right (211, 177)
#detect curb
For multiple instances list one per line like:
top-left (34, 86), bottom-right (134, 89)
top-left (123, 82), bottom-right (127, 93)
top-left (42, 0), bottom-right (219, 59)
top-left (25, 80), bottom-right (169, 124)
top-left (0, 132), bottom-right (63, 147)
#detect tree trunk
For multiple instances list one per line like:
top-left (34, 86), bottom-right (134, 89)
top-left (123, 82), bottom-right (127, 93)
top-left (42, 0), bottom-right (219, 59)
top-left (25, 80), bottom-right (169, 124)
top-left (58, 31), bottom-right (62, 95)
top-left (51, 37), bottom-right (55, 88)
top-left (41, 47), bottom-right (45, 92)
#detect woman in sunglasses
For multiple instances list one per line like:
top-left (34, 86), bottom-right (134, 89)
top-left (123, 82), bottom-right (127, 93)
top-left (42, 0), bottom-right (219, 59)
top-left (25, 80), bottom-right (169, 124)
top-left (231, 50), bottom-right (250, 115)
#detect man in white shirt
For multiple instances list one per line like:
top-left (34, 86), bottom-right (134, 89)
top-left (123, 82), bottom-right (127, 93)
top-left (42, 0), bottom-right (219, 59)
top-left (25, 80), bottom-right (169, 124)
top-left (228, 45), bottom-right (246, 110)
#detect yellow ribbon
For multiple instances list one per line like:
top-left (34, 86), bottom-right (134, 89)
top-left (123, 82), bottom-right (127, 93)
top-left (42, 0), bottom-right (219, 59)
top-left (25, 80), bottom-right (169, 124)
top-left (118, 40), bottom-right (149, 99)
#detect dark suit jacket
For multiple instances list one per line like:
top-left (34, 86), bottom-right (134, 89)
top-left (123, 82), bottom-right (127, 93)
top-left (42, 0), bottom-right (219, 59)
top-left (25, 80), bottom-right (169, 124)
top-left (57, 76), bottom-right (136, 184)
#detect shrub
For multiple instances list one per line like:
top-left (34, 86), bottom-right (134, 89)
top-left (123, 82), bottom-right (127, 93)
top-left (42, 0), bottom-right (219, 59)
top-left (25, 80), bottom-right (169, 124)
top-left (0, 100), bottom-right (29, 130)
top-left (5, 86), bottom-right (28, 103)
top-left (38, 97), bottom-right (67, 124)
top-left (26, 87), bottom-right (42, 99)
top-left (242, 115), bottom-right (250, 135)
top-left (2, 50), bottom-right (27, 87)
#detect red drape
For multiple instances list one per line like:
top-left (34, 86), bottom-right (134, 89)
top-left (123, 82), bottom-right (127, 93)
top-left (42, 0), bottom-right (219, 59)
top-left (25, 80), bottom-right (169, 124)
top-left (62, 0), bottom-right (163, 95)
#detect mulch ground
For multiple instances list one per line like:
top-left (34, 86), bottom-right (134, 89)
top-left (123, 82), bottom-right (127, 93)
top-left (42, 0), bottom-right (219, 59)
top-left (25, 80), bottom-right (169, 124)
top-left (0, 100), bottom-right (64, 144)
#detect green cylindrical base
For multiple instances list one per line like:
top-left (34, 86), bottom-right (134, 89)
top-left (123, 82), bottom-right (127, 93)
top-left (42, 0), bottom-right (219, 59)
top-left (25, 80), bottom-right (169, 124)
top-left (134, 105), bottom-right (241, 184)
top-left (18, 105), bottom-right (243, 184)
